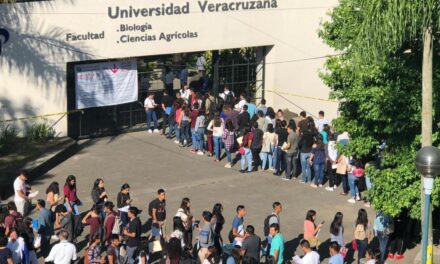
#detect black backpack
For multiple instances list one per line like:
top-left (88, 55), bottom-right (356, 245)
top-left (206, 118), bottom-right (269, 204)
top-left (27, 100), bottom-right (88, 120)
top-left (72, 214), bottom-right (84, 238)
top-left (263, 214), bottom-right (277, 237)
top-left (11, 214), bottom-right (26, 235)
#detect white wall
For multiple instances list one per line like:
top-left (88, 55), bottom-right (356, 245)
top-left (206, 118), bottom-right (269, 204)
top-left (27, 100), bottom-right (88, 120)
top-left (0, 0), bottom-right (338, 136)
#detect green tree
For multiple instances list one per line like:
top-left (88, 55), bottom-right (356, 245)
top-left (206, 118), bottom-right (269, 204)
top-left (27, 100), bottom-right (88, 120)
top-left (319, 0), bottom-right (440, 219)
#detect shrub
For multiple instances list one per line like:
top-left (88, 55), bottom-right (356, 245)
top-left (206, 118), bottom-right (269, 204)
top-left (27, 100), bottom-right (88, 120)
top-left (25, 122), bottom-right (55, 142)
top-left (0, 125), bottom-right (20, 153)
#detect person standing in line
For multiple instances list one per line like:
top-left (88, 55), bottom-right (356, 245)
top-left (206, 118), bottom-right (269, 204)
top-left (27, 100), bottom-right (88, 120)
top-left (178, 105), bottom-right (191, 147)
top-left (309, 136), bottom-right (326, 188)
top-left (326, 133), bottom-right (339, 191)
top-left (198, 211), bottom-right (214, 264)
top-left (303, 209), bottom-right (324, 249)
top-left (3, 202), bottom-right (23, 237)
top-left (46, 181), bottom-right (63, 213)
top-left (91, 178), bottom-right (107, 219)
top-left (7, 229), bottom-right (25, 264)
top-left (207, 113), bottom-right (224, 162)
top-left (117, 183), bottom-right (132, 229)
top-left (144, 93), bottom-right (159, 133)
top-left (268, 223), bottom-right (284, 264)
top-left (246, 100), bottom-right (257, 120)
top-left (63, 175), bottom-right (81, 215)
top-left (107, 234), bottom-right (122, 264)
top-left (250, 122), bottom-right (264, 171)
top-left (194, 110), bottom-right (206, 155)
top-left (45, 230), bottom-right (77, 264)
top-left (237, 104), bottom-right (251, 137)
top-left (273, 120), bottom-right (288, 176)
top-left (315, 110), bottom-right (329, 132)
top-left (231, 205), bottom-right (246, 247)
top-left (260, 123), bottom-right (277, 171)
top-left (235, 93), bottom-right (248, 113)
top-left (257, 98), bottom-right (268, 116)
top-left (241, 225), bottom-right (261, 264)
top-left (13, 170), bottom-right (30, 217)
top-left (82, 205), bottom-right (102, 244)
top-left (283, 124), bottom-right (298, 180)
top-left (103, 201), bottom-right (118, 243)
top-left (373, 210), bottom-right (393, 261)
top-left (150, 189), bottom-right (167, 238)
top-left (36, 199), bottom-right (53, 257)
top-left (161, 89), bottom-right (174, 137)
top-left (330, 212), bottom-right (344, 247)
top-left (298, 122), bottom-right (315, 183)
top-left (124, 207), bottom-right (141, 264)
top-left (347, 159), bottom-right (364, 203)
top-left (21, 217), bottom-right (38, 264)
top-left (264, 202), bottom-right (282, 258)
top-left (196, 54), bottom-right (206, 73)
top-left (54, 204), bottom-right (73, 243)
top-left (222, 119), bottom-right (236, 168)
top-left (240, 128), bottom-right (253, 173)
top-left (175, 197), bottom-right (193, 247)
top-left (180, 64), bottom-right (188, 89)
top-left (190, 102), bottom-right (201, 153)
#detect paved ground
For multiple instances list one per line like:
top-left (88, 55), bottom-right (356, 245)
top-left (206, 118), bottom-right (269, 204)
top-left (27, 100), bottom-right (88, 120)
top-left (9, 130), bottom-right (419, 263)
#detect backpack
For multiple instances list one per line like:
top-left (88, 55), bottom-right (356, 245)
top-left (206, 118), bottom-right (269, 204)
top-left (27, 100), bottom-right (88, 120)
top-left (224, 92), bottom-right (235, 107)
top-left (112, 215), bottom-right (121, 235)
top-left (73, 214), bottom-right (84, 238)
top-left (12, 214), bottom-right (26, 235)
top-left (263, 214), bottom-right (277, 237)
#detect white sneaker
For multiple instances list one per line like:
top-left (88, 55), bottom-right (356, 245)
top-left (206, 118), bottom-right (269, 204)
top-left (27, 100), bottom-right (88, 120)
top-left (224, 163), bottom-right (232, 168)
top-left (197, 150), bottom-right (204, 155)
top-left (347, 198), bottom-right (356, 203)
top-left (153, 129), bottom-right (159, 133)
top-left (174, 140), bottom-right (180, 144)
top-left (148, 129), bottom-right (153, 133)
top-left (184, 140), bottom-right (187, 145)
top-left (325, 186), bottom-right (334, 191)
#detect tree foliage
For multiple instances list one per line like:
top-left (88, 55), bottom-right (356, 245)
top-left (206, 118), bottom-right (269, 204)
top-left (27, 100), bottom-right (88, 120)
top-left (319, 0), bottom-right (440, 219)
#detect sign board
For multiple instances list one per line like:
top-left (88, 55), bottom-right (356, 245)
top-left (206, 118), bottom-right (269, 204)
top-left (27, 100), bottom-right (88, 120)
top-left (75, 59), bottom-right (138, 109)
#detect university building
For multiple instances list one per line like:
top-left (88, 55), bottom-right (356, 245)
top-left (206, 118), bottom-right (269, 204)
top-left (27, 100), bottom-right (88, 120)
top-left (0, 0), bottom-right (338, 138)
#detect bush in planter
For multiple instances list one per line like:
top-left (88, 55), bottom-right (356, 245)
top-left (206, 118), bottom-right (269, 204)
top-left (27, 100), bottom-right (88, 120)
top-left (25, 122), bottom-right (55, 142)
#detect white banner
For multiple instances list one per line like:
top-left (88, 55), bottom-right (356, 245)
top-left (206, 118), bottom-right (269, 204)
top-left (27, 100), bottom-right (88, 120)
top-left (75, 59), bottom-right (138, 109)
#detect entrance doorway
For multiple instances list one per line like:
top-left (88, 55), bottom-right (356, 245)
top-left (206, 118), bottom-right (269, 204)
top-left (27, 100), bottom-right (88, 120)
top-left (66, 47), bottom-right (267, 139)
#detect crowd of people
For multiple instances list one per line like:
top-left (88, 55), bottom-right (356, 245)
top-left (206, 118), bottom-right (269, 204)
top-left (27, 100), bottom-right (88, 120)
top-left (0, 87), bottom-right (409, 264)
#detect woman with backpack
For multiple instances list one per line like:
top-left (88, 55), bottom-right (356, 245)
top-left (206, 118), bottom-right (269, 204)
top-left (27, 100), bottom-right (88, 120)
top-left (222, 119), bottom-right (236, 168)
top-left (309, 136), bottom-right (326, 188)
top-left (260, 124), bottom-right (277, 171)
top-left (207, 113), bottom-right (224, 162)
top-left (175, 197), bottom-right (193, 248)
top-left (353, 209), bottom-right (372, 263)
top-left (63, 175), bottom-right (81, 215)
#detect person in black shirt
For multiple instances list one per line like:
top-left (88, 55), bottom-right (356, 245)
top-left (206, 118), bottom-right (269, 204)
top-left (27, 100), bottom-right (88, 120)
top-left (212, 203), bottom-right (225, 254)
top-left (151, 189), bottom-right (166, 238)
top-left (22, 217), bottom-right (38, 264)
top-left (298, 122), bottom-right (315, 183)
top-left (117, 184), bottom-right (132, 228)
top-left (274, 120), bottom-right (288, 176)
top-left (237, 105), bottom-right (251, 137)
top-left (251, 122), bottom-right (264, 171)
top-left (162, 90), bottom-right (174, 137)
top-left (91, 178), bottom-right (107, 220)
top-left (124, 206), bottom-right (141, 264)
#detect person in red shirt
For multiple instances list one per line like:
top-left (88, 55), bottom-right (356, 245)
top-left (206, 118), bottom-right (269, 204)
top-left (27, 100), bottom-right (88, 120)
top-left (240, 127), bottom-right (253, 173)
top-left (82, 205), bottom-right (101, 244)
top-left (103, 202), bottom-right (117, 243)
top-left (63, 175), bottom-right (81, 215)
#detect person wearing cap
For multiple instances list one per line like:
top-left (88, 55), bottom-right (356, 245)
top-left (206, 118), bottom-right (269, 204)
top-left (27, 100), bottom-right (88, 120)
top-left (124, 206), bottom-right (141, 264)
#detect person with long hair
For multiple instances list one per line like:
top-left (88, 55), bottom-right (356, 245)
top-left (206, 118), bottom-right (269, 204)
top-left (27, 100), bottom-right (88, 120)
top-left (82, 205), bottom-right (102, 244)
top-left (212, 203), bottom-right (225, 254)
top-left (298, 121), bottom-right (315, 183)
top-left (86, 234), bottom-right (105, 263)
top-left (330, 212), bottom-right (344, 247)
top-left (273, 120), bottom-right (288, 176)
top-left (170, 216), bottom-right (186, 248)
top-left (303, 209), bottom-right (323, 248)
top-left (117, 183), bottom-right (132, 228)
top-left (179, 105), bottom-right (191, 147)
top-left (167, 237), bottom-right (182, 264)
top-left (63, 175), bottom-right (81, 215)
top-left (46, 181), bottom-right (62, 212)
top-left (208, 113), bottom-right (224, 162)
top-left (309, 135), bottom-right (326, 188)
top-left (91, 178), bottom-right (107, 219)
top-left (222, 119), bottom-right (236, 168)
top-left (203, 246), bottom-right (221, 264)
top-left (354, 209), bottom-right (371, 263)
top-left (240, 127), bottom-right (253, 173)
top-left (325, 133), bottom-right (338, 191)
top-left (348, 159), bottom-right (364, 203)
top-left (176, 197), bottom-right (193, 247)
top-left (260, 123), bottom-right (277, 171)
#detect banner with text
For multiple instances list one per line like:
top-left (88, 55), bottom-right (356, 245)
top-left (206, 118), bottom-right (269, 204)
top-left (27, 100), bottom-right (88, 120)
top-left (75, 59), bottom-right (138, 109)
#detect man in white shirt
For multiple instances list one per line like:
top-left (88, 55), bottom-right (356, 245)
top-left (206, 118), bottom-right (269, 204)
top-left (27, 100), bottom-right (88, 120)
top-left (292, 240), bottom-right (320, 264)
top-left (235, 93), bottom-right (248, 112)
top-left (219, 86), bottom-right (235, 101)
top-left (7, 230), bottom-right (24, 264)
top-left (144, 93), bottom-right (159, 133)
top-left (13, 170), bottom-right (29, 216)
top-left (315, 111), bottom-right (329, 132)
top-left (196, 54), bottom-right (206, 72)
top-left (45, 230), bottom-right (77, 264)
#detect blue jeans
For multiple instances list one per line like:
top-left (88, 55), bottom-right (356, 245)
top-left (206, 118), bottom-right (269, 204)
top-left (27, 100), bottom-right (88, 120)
top-left (225, 149), bottom-right (233, 163)
top-left (313, 163), bottom-right (325, 185)
top-left (146, 110), bottom-right (158, 130)
top-left (272, 146), bottom-right (278, 170)
top-left (64, 201), bottom-right (79, 216)
top-left (181, 120), bottom-right (190, 142)
top-left (196, 128), bottom-right (205, 150)
top-left (275, 147), bottom-right (285, 173)
top-left (241, 147), bottom-right (252, 171)
top-left (213, 136), bottom-right (221, 160)
top-left (300, 152), bottom-right (311, 182)
top-left (191, 128), bottom-right (198, 150)
top-left (356, 239), bottom-right (368, 263)
top-left (127, 246), bottom-right (137, 264)
top-left (348, 173), bottom-right (359, 197)
top-left (376, 231), bottom-right (389, 261)
top-left (174, 123), bottom-right (181, 141)
top-left (260, 152), bottom-right (273, 170)
top-left (168, 120), bottom-right (175, 137)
